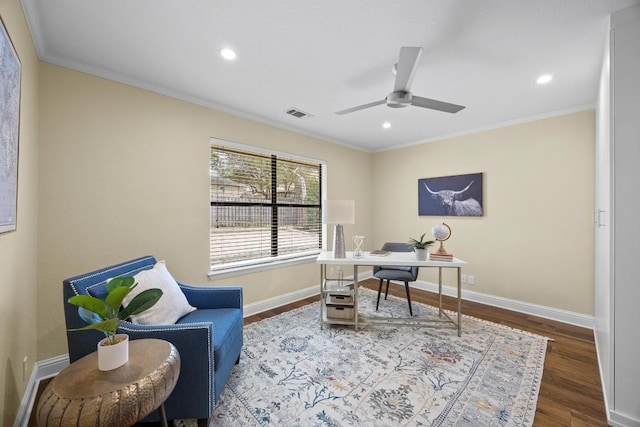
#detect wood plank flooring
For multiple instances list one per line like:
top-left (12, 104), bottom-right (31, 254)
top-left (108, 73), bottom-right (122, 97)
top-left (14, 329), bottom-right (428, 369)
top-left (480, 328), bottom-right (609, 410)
top-left (29, 278), bottom-right (608, 426)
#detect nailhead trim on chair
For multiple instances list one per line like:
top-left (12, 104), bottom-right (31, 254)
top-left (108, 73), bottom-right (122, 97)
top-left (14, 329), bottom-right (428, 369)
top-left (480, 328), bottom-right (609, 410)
top-left (67, 256), bottom-right (216, 415)
top-left (119, 323), bottom-right (214, 414)
top-left (68, 256), bottom-right (156, 296)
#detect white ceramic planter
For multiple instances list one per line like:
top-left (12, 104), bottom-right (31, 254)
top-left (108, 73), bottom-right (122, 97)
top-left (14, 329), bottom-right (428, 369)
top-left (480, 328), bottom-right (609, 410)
top-left (97, 334), bottom-right (129, 371)
top-left (414, 248), bottom-right (427, 261)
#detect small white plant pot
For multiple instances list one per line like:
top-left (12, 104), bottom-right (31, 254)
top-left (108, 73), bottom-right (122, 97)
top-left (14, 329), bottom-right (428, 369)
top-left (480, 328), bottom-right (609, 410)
top-left (97, 334), bottom-right (129, 371)
top-left (414, 248), bottom-right (427, 261)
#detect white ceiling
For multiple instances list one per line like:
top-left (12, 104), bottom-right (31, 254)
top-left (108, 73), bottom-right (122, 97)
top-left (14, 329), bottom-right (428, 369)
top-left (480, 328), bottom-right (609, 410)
top-left (21, 0), bottom-right (639, 152)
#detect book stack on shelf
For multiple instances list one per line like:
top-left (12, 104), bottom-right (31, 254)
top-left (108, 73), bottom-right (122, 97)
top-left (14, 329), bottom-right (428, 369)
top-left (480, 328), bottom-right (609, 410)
top-left (428, 252), bottom-right (454, 262)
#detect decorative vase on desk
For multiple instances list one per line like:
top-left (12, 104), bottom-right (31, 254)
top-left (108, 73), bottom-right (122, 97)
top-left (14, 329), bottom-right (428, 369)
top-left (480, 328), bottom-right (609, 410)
top-left (414, 248), bottom-right (427, 261)
top-left (98, 334), bottom-right (129, 371)
top-left (353, 235), bottom-right (365, 258)
top-left (409, 233), bottom-right (434, 261)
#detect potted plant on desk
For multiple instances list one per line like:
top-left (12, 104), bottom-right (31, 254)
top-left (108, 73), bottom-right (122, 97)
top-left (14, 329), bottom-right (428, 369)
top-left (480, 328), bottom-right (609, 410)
top-left (409, 233), bottom-right (435, 261)
top-left (67, 276), bottom-right (162, 371)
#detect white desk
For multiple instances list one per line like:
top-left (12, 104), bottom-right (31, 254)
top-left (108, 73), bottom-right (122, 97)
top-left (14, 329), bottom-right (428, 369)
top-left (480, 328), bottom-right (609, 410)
top-left (316, 251), bottom-right (467, 336)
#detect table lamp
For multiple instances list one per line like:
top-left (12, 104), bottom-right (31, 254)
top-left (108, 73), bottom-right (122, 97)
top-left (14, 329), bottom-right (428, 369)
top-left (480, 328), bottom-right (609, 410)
top-left (322, 200), bottom-right (355, 258)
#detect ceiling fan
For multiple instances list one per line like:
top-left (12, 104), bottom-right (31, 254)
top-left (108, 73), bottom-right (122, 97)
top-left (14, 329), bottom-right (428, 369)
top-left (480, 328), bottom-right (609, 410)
top-left (335, 46), bottom-right (465, 115)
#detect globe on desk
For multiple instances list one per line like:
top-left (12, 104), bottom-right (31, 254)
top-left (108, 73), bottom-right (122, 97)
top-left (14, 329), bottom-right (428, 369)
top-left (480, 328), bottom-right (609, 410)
top-left (431, 223), bottom-right (451, 255)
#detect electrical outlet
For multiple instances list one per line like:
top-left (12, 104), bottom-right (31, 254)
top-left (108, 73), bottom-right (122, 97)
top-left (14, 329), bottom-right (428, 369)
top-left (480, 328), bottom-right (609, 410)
top-left (461, 274), bottom-right (467, 283)
top-left (328, 266), bottom-right (335, 276)
top-left (23, 356), bottom-right (27, 382)
top-left (467, 275), bottom-right (475, 285)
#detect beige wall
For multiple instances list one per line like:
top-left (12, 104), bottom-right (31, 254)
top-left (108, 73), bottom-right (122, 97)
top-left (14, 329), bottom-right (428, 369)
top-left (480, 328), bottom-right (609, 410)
top-left (372, 111), bottom-right (595, 314)
top-left (0, 0), bottom-right (39, 424)
top-left (36, 62), bottom-right (596, 365)
top-left (37, 63), bottom-right (373, 361)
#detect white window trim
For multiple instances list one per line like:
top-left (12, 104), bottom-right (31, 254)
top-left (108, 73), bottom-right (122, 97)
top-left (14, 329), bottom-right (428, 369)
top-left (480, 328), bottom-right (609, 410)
top-left (209, 137), bottom-right (328, 278)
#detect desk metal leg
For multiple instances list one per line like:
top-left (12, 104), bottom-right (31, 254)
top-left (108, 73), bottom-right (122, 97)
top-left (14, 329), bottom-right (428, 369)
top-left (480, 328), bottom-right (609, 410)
top-left (320, 264), bottom-right (325, 330)
top-left (457, 267), bottom-right (462, 337)
top-left (438, 267), bottom-right (443, 317)
top-left (317, 256), bottom-right (464, 334)
top-left (353, 265), bottom-right (359, 331)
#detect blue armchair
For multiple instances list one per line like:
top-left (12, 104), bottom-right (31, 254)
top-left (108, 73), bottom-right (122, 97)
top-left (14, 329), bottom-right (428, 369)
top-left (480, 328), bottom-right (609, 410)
top-left (62, 255), bottom-right (243, 423)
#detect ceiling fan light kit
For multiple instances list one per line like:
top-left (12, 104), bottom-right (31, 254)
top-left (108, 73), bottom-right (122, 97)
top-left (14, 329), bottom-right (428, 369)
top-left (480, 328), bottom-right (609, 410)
top-left (386, 91), bottom-right (413, 108)
top-left (336, 46), bottom-right (465, 116)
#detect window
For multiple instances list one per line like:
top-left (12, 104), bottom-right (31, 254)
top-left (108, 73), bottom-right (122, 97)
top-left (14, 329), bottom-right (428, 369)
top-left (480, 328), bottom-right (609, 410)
top-left (210, 139), bottom-right (324, 274)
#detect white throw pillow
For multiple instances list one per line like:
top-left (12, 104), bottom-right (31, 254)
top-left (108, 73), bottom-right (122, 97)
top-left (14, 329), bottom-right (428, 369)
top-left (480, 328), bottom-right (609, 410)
top-left (121, 260), bottom-right (196, 325)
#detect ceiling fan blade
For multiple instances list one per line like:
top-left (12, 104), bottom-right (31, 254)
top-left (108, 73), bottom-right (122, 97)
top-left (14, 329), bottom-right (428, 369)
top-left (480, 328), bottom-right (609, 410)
top-left (393, 47), bottom-right (423, 93)
top-left (335, 99), bottom-right (386, 115)
top-left (411, 96), bottom-right (465, 113)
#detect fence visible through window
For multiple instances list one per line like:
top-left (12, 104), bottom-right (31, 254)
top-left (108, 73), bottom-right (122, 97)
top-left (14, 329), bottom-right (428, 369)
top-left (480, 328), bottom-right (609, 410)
top-left (210, 143), bottom-right (323, 271)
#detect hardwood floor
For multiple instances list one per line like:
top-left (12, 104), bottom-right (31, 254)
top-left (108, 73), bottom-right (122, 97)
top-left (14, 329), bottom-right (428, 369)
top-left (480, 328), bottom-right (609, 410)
top-left (30, 278), bottom-right (608, 426)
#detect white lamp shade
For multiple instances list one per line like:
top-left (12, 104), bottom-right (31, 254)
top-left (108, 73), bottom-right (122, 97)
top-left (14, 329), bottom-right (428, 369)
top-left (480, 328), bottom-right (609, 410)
top-left (322, 200), bottom-right (355, 224)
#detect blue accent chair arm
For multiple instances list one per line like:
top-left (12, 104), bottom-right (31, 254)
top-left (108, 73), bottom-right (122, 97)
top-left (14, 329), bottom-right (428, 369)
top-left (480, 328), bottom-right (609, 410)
top-left (178, 283), bottom-right (243, 310)
top-left (117, 321), bottom-right (216, 421)
top-left (62, 255), bottom-right (243, 423)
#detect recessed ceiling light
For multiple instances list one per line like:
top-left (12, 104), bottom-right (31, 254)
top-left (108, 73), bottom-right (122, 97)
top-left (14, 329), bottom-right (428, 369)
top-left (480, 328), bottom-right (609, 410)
top-left (536, 74), bottom-right (553, 85)
top-left (382, 122), bottom-right (391, 129)
top-left (220, 48), bottom-right (237, 61)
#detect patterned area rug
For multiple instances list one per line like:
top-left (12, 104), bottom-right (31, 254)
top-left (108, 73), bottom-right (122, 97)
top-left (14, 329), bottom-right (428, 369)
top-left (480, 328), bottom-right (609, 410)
top-left (204, 288), bottom-right (547, 426)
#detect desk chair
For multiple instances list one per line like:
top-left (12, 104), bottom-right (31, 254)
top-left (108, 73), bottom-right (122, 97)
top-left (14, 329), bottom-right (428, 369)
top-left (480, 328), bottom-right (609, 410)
top-left (373, 242), bottom-right (417, 316)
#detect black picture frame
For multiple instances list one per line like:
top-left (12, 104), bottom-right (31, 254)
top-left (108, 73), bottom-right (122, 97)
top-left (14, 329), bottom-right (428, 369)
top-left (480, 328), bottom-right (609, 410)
top-left (418, 173), bottom-right (483, 216)
top-left (0, 17), bottom-right (21, 234)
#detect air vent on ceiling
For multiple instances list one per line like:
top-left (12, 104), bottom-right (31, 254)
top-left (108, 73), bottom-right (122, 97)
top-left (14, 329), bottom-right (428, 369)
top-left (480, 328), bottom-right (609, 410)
top-left (284, 107), bottom-right (313, 119)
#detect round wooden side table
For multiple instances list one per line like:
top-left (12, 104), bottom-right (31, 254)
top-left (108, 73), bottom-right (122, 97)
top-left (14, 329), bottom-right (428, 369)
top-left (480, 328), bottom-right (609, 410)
top-left (36, 338), bottom-right (180, 427)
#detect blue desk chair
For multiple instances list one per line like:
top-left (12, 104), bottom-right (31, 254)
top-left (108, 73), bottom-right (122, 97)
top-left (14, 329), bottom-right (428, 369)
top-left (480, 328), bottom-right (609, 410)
top-left (373, 242), bottom-right (417, 316)
top-left (63, 255), bottom-right (243, 424)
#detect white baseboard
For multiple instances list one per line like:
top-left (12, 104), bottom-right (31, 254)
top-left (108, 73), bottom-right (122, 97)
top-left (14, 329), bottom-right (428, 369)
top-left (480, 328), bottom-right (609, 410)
top-left (242, 270), bottom-right (371, 317)
top-left (594, 332), bottom-right (640, 427)
top-left (18, 272), bottom-right (594, 426)
top-left (242, 273), bottom-right (595, 328)
top-left (13, 355), bottom-right (69, 427)
top-left (593, 330), bottom-right (612, 424)
top-left (409, 279), bottom-right (594, 329)
top-left (243, 285), bottom-right (319, 317)
top-left (609, 411), bottom-right (640, 427)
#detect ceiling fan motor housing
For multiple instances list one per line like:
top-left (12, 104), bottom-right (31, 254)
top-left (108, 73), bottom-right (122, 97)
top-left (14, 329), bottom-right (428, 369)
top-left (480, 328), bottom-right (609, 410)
top-left (387, 91), bottom-right (412, 108)
top-left (335, 47), bottom-right (464, 115)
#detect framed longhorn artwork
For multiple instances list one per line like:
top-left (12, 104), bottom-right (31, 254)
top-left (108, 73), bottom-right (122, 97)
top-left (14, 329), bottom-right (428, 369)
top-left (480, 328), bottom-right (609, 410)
top-left (418, 173), bottom-right (483, 216)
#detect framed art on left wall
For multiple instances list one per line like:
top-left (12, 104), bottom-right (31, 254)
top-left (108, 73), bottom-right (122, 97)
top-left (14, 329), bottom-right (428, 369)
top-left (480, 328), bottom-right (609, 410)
top-left (0, 17), bottom-right (21, 234)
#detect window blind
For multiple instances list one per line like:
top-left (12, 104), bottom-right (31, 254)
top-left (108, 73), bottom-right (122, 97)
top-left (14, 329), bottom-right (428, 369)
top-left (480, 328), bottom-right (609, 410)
top-left (210, 143), bottom-right (322, 271)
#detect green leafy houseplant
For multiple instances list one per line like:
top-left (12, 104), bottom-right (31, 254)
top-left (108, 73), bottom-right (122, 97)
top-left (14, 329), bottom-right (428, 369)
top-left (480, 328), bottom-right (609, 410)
top-left (67, 276), bottom-right (163, 345)
top-left (408, 233), bottom-right (435, 249)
